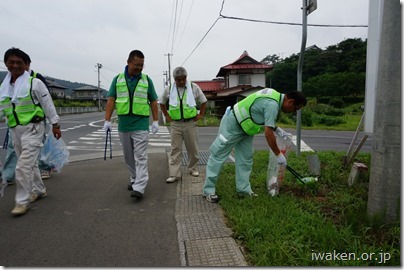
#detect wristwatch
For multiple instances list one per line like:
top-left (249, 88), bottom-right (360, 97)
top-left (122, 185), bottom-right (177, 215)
top-left (52, 123), bottom-right (61, 129)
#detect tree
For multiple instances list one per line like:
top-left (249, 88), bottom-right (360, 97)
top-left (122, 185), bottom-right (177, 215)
top-left (261, 54), bottom-right (281, 66)
top-left (266, 38), bottom-right (367, 97)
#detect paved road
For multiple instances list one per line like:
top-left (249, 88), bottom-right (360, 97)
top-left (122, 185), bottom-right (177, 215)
top-left (0, 153), bottom-right (182, 267)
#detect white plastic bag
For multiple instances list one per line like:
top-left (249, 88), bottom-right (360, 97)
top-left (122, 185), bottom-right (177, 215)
top-left (267, 130), bottom-right (293, 196)
top-left (40, 132), bottom-right (70, 173)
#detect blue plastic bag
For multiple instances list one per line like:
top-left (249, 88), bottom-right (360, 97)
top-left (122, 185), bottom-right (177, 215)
top-left (40, 132), bottom-right (70, 173)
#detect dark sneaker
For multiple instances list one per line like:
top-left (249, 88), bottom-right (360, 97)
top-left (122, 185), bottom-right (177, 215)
top-left (128, 184), bottom-right (134, 190)
top-left (41, 170), bottom-right (51, 180)
top-left (131, 190), bottom-right (143, 199)
top-left (237, 191), bottom-right (259, 198)
top-left (203, 194), bottom-right (219, 203)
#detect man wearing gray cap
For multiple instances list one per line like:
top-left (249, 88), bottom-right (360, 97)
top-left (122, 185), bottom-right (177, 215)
top-left (159, 67), bottom-right (207, 183)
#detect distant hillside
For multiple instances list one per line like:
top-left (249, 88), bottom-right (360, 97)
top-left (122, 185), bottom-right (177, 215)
top-left (0, 71), bottom-right (106, 93)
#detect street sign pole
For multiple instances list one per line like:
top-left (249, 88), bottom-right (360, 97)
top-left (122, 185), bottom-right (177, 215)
top-left (296, 0), bottom-right (316, 156)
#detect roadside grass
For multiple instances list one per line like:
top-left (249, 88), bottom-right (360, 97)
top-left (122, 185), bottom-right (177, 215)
top-left (215, 150), bottom-right (400, 266)
top-left (198, 105), bottom-right (363, 130)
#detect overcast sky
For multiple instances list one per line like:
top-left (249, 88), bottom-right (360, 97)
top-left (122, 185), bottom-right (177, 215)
top-left (0, 0), bottom-right (369, 95)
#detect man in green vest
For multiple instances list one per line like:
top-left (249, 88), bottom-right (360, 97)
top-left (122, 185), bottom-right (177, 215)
top-left (0, 47), bottom-right (62, 215)
top-left (202, 88), bottom-right (306, 203)
top-left (104, 50), bottom-right (159, 200)
top-left (159, 66), bottom-right (207, 183)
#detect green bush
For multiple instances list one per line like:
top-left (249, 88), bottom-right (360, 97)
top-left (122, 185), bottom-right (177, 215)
top-left (316, 115), bottom-right (345, 126)
top-left (278, 112), bottom-right (295, 125)
top-left (53, 99), bottom-right (95, 107)
top-left (310, 103), bottom-right (345, 117)
top-left (329, 98), bottom-right (345, 108)
top-left (301, 109), bottom-right (314, 126)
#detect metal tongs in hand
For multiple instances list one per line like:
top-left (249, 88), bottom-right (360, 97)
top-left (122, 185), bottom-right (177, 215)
top-left (104, 129), bottom-right (112, 160)
top-left (286, 165), bottom-right (318, 185)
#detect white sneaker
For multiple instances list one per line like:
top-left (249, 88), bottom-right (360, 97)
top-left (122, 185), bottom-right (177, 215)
top-left (190, 171), bottom-right (200, 177)
top-left (166, 177), bottom-right (179, 183)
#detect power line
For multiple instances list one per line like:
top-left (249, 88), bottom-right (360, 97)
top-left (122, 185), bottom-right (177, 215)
top-left (171, 0), bottom-right (180, 54)
top-left (181, 0), bottom-right (225, 66)
top-left (180, 0), bottom-right (367, 65)
top-left (219, 14), bottom-right (368, 28)
top-left (165, 1), bottom-right (176, 53)
top-left (173, 0), bottom-right (195, 54)
top-left (181, 17), bottom-right (222, 66)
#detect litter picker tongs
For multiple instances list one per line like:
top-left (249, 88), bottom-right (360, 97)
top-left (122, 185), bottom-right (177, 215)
top-left (286, 165), bottom-right (318, 185)
top-left (104, 129), bottom-right (112, 160)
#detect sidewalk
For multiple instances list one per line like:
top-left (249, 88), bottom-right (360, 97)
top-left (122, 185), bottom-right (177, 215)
top-left (0, 148), bottom-right (248, 267)
top-left (174, 150), bottom-right (248, 266)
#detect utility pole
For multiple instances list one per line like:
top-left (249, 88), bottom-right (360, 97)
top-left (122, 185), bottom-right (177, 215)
top-left (165, 53), bottom-right (173, 86)
top-left (96, 63), bottom-right (102, 111)
top-left (163, 71), bottom-right (168, 86)
top-left (296, 0), bottom-right (316, 156)
top-left (367, 0), bottom-right (401, 224)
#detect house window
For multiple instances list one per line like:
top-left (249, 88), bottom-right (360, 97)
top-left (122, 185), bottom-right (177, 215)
top-left (238, 74), bottom-right (251, 85)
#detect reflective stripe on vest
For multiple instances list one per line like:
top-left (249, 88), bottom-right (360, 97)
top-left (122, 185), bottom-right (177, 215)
top-left (115, 73), bottom-right (150, 116)
top-left (0, 77), bottom-right (45, 128)
top-left (233, 88), bottom-right (281, 136)
top-left (168, 85), bottom-right (197, 120)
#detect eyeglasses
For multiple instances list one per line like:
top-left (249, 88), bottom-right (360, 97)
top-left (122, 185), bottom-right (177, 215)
top-left (130, 60), bottom-right (144, 69)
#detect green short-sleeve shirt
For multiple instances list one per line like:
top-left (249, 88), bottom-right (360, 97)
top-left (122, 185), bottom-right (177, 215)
top-left (250, 95), bottom-right (284, 129)
top-left (108, 71), bottom-right (158, 132)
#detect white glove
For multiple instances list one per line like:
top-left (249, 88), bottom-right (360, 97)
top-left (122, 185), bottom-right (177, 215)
top-left (276, 153), bottom-right (287, 166)
top-left (151, 121), bottom-right (159, 134)
top-left (103, 121), bottom-right (111, 132)
top-left (275, 127), bottom-right (292, 138)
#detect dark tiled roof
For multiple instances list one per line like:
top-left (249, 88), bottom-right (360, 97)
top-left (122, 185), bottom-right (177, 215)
top-left (73, 85), bottom-right (99, 91)
top-left (217, 50), bottom-right (272, 77)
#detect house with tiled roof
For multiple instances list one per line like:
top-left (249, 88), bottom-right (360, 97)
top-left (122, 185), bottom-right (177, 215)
top-left (73, 85), bottom-right (108, 108)
top-left (46, 79), bottom-right (67, 99)
top-left (193, 50), bottom-right (272, 115)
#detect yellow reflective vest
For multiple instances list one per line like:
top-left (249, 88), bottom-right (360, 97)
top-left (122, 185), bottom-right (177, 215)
top-left (168, 84), bottom-right (197, 120)
top-left (0, 77), bottom-right (45, 128)
top-left (233, 88), bottom-right (281, 136)
top-left (115, 73), bottom-right (150, 116)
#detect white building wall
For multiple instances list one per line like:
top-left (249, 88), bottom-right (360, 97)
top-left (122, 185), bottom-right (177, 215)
top-left (251, 75), bottom-right (266, 87)
top-left (228, 75), bottom-right (238, 88)
top-left (228, 73), bottom-right (266, 88)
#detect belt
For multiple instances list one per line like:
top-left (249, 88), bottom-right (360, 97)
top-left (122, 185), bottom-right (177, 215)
top-left (174, 118), bottom-right (195, 122)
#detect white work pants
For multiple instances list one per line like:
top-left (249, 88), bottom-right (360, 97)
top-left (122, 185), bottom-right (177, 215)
top-left (12, 122), bottom-right (46, 205)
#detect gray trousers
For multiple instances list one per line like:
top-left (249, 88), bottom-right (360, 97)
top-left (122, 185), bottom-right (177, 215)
top-left (169, 120), bottom-right (199, 178)
top-left (119, 131), bottom-right (149, 194)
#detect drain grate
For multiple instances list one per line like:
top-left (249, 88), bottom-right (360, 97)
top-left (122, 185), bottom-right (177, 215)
top-left (181, 151), bottom-right (234, 166)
